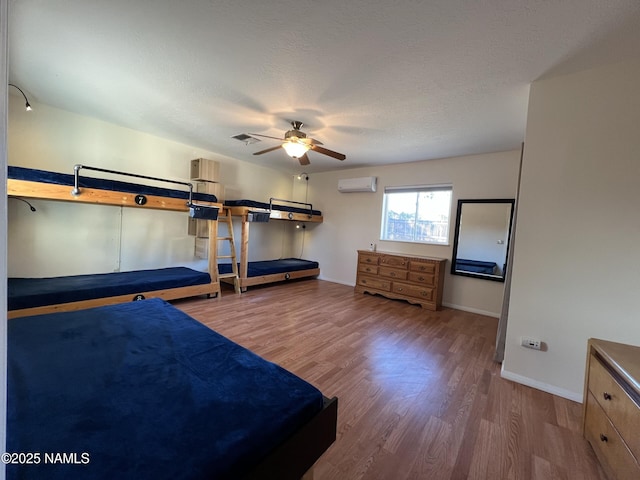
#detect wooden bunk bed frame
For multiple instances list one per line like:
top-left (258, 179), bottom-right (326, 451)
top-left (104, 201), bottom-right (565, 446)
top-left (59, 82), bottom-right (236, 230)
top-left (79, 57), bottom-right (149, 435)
top-left (7, 164), bottom-right (223, 318)
top-left (223, 198), bottom-right (323, 291)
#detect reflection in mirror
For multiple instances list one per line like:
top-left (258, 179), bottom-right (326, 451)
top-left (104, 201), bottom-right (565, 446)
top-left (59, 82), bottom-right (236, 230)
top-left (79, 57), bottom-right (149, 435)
top-left (450, 199), bottom-right (515, 282)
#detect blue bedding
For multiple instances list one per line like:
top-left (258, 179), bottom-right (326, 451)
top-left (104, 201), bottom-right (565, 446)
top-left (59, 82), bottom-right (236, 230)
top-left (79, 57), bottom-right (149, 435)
top-left (455, 259), bottom-right (497, 274)
top-left (7, 299), bottom-right (324, 480)
top-left (8, 267), bottom-right (211, 311)
top-left (8, 165), bottom-right (218, 203)
top-left (218, 258), bottom-right (319, 277)
top-left (224, 199), bottom-right (321, 216)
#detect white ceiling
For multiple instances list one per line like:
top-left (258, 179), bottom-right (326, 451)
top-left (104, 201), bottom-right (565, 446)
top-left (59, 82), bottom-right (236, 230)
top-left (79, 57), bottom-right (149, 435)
top-left (8, 0), bottom-right (640, 173)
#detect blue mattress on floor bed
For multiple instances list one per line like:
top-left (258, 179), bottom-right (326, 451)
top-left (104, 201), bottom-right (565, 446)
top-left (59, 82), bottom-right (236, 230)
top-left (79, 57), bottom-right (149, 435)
top-left (224, 199), bottom-right (321, 216)
top-left (8, 165), bottom-right (218, 203)
top-left (218, 258), bottom-right (319, 277)
top-left (7, 298), bottom-right (324, 480)
top-left (454, 259), bottom-right (497, 274)
top-left (8, 267), bottom-right (211, 311)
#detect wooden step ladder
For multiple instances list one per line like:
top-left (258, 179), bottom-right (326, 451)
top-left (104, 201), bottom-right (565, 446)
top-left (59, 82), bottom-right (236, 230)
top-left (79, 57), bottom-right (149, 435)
top-left (215, 208), bottom-right (240, 294)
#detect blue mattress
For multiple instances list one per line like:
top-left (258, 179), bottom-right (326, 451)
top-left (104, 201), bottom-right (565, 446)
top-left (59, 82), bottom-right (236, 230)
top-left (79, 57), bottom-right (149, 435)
top-left (218, 258), bottom-right (319, 277)
top-left (224, 199), bottom-right (321, 216)
top-left (7, 299), bottom-right (324, 479)
top-left (455, 259), bottom-right (497, 274)
top-left (8, 165), bottom-right (218, 203)
top-left (8, 267), bottom-right (211, 311)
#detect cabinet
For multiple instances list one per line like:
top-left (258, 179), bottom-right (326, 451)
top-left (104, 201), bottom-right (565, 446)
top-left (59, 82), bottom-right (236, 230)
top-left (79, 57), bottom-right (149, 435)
top-left (354, 250), bottom-right (446, 310)
top-left (582, 338), bottom-right (640, 480)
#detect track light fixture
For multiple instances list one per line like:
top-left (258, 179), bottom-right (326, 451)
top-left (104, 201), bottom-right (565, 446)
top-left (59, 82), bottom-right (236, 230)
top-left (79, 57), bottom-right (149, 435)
top-left (9, 84), bottom-right (33, 111)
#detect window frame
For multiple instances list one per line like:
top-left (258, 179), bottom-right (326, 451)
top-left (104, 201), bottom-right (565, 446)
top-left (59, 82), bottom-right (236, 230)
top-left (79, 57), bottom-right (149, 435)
top-left (380, 184), bottom-right (453, 245)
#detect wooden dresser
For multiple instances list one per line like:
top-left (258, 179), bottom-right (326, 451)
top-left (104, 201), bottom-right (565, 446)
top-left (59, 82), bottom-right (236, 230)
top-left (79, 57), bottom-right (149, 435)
top-left (354, 250), bottom-right (446, 311)
top-left (582, 338), bottom-right (640, 480)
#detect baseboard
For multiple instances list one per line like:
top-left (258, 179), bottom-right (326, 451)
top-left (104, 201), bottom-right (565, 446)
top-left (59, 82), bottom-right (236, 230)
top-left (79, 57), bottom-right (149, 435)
top-left (317, 275), bottom-right (354, 287)
top-left (500, 366), bottom-right (583, 403)
top-left (442, 302), bottom-right (499, 318)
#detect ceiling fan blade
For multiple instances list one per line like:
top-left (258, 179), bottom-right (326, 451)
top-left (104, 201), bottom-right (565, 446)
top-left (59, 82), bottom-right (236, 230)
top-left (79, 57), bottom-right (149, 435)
top-left (311, 145), bottom-right (346, 160)
top-left (298, 153), bottom-right (311, 166)
top-left (300, 137), bottom-right (324, 146)
top-left (253, 145), bottom-right (283, 156)
top-left (248, 133), bottom-right (284, 141)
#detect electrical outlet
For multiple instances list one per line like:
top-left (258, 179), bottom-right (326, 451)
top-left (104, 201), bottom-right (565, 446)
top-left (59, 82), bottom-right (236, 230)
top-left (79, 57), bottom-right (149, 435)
top-left (521, 336), bottom-right (541, 350)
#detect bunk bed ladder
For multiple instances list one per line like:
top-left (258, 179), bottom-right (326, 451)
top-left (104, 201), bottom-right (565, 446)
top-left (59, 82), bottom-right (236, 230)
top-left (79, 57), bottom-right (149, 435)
top-left (216, 208), bottom-right (241, 294)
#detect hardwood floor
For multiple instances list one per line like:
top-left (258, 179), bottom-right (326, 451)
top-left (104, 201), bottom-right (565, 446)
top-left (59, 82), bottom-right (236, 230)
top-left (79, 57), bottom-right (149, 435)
top-left (175, 279), bottom-right (606, 480)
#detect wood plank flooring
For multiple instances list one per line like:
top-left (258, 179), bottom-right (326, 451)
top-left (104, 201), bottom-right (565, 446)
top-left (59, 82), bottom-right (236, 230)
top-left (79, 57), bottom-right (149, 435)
top-left (174, 279), bottom-right (606, 480)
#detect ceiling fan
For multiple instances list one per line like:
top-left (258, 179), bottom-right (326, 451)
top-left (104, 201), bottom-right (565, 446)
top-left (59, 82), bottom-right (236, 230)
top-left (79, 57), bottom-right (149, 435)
top-left (250, 121), bottom-right (346, 166)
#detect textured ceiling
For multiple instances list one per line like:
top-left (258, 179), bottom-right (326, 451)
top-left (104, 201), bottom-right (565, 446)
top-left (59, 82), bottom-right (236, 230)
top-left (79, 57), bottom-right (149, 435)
top-left (8, 0), bottom-right (640, 173)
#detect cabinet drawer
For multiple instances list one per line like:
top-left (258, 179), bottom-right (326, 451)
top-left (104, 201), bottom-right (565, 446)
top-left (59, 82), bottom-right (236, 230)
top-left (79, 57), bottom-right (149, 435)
top-left (379, 266), bottom-right (408, 280)
top-left (392, 282), bottom-right (434, 301)
top-left (408, 271), bottom-right (435, 286)
top-left (358, 264), bottom-right (379, 275)
top-left (359, 253), bottom-right (379, 265)
top-left (380, 255), bottom-right (408, 269)
top-left (409, 261), bottom-right (436, 274)
top-left (588, 355), bottom-right (640, 459)
top-left (357, 276), bottom-right (391, 291)
top-left (584, 392), bottom-right (640, 480)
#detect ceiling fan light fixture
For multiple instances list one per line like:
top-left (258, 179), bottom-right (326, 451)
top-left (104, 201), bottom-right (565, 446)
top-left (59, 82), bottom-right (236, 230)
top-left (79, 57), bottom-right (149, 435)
top-left (282, 141), bottom-right (310, 158)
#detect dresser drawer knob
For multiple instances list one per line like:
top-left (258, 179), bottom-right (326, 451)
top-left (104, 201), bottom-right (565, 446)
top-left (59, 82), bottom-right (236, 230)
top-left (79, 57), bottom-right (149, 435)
top-left (603, 392), bottom-right (612, 401)
top-left (391, 272), bottom-right (396, 277)
top-left (366, 258), bottom-right (372, 263)
top-left (421, 291), bottom-right (427, 296)
top-left (362, 280), bottom-right (367, 284)
top-left (418, 276), bottom-right (425, 281)
top-left (397, 287), bottom-right (403, 291)
top-left (599, 433), bottom-right (608, 442)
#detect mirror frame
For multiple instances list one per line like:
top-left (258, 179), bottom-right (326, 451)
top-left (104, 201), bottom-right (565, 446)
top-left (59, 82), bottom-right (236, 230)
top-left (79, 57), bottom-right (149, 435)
top-left (450, 198), bottom-right (515, 282)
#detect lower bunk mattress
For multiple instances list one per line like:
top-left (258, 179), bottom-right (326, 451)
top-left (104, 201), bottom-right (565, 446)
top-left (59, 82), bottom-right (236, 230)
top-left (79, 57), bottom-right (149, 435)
top-left (7, 298), bottom-right (325, 479)
top-left (218, 258), bottom-right (319, 277)
top-left (8, 267), bottom-right (212, 311)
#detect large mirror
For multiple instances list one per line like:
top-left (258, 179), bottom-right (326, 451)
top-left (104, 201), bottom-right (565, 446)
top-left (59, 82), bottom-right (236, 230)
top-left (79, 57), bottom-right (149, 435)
top-left (450, 199), bottom-right (515, 282)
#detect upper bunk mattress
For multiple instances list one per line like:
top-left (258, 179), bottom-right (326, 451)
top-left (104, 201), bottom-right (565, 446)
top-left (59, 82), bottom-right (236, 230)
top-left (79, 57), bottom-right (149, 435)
top-left (7, 298), bottom-right (324, 479)
top-left (218, 258), bottom-right (319, 277)
top-left (8, 267), bottom-right (211, 311)
top-left (224, 199), bottom-right (321, 216)
top-left (8, 166), bottom-right (218, 203)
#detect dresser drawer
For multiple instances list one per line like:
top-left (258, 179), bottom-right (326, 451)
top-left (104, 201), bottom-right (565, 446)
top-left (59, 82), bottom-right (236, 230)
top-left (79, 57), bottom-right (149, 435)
top-left (392, 282), bottom-right (434, 301)
top-left (358, 264), bottom-right (378, 275)
top-left (588, 355), bottom-right (640, 459)
top-left (357, 276), bottom-right (391, 291)
top-left (379, 266), bottom-right (408, 280)
top-left (408, 271), bottom-right (435, 286)
top-left (359, 253), bottom-right (379, 265)
top-left (409, 261), bottom-right (436, 274)
top-left (584, 392), bottom-right (640, 480)
top-left (380, 255), bottom-right (409, 269)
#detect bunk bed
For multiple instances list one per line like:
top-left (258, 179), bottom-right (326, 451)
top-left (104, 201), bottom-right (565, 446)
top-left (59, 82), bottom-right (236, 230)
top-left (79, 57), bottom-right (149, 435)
top-left (7, 165), bottom-right (222, 319)
top-left (7, 298), bottom-right (338, 480)
top-left (222, 198), bottom-right (323, 291)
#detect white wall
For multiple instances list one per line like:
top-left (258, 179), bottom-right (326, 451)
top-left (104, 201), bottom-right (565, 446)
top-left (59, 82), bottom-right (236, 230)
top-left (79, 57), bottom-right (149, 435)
top-left (503, 59), bottom-right (640, 401)
top-left (1, 0), bottom-right (9, 474)
top-left (306, 150), bottom-right (521, 317)
top-left (8, 101), bottom-right (296, 277)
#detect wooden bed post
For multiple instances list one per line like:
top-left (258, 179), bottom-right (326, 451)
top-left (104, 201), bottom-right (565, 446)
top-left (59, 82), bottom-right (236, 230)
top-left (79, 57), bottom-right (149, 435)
top-left (208, 217), bottom-right (219, 285)
top-left (240, 215), bottom-right (250, 291)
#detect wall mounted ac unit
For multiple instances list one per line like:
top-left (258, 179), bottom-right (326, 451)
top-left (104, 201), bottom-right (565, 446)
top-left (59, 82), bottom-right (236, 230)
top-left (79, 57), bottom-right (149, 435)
top-left (337, 176), bottom-right (377, 193)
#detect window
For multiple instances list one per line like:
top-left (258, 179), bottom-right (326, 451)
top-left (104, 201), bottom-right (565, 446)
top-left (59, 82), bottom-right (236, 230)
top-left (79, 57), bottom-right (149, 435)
top-left (380, 185), bottom-right (453, 244)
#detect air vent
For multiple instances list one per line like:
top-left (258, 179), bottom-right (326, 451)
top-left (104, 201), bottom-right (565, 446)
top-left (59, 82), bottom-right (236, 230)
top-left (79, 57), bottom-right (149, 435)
top-left (231, 133), bottom-right (260, 144)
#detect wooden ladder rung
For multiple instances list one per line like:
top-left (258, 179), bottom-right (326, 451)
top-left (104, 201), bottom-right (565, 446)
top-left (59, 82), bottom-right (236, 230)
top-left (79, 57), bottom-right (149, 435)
top-left (216, 236), bottom-right (233, 241)
top-left (217, 255), bottom-right (234, 259)
top-left (218, 272), bottom-right (238, 279)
